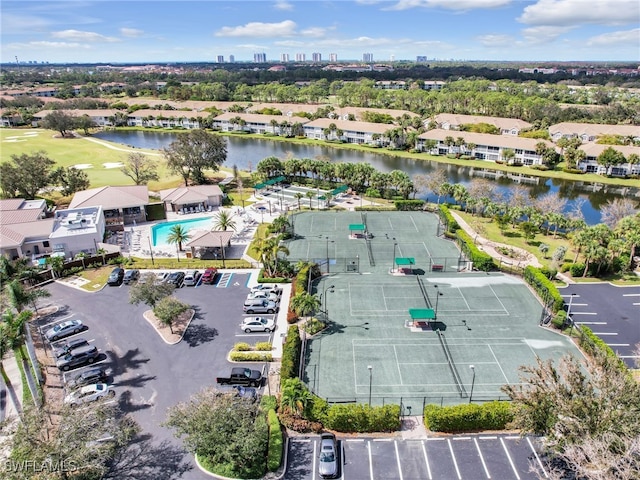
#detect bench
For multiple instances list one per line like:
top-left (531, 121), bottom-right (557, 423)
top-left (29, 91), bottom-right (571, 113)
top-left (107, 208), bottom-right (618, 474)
top-left (431, 264), bottom-right (444, 272)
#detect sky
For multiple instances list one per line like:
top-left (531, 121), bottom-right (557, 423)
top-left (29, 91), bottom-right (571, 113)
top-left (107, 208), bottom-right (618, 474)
top-left (1, 0), bottom-right (639, 64)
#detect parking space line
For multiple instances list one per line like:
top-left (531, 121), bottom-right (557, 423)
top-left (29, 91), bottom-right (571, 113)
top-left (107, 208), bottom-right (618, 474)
top-left (623, 293), bottom-right (640, 297)
top-left (473, 437), bottom-right (491, 479)
top-left (373, 438), bottom-right (393, 442)
top-left (312, 439), bottom-right (317, 480)
top-left (561, 294), bottom-right (580, 297)
top-left (447, 439), bottom-right (462, 480)
top-left (452, 436), bottom-right (470, 440)
top-left (608, 343), bottom-right (630, 347)
top-left (500, 437), bottom-right (520, 480)
top-left (421, 440), bottom-right (432, 480)
top-left (571, 312), bottom-right (597, 315)
top-left (394, 440), bottom-right (404, 480)
top-left (526, 437), bottom-right (548, 478)
top-left (593, 332), bottom-right (618, 335)
top-left (575, 321), bottom-right (607, 325)
top-left (479, 436), bottom-right (497, 440)
top-left (345, 438), bottom-right (365, 442)
top-left (40, 314), bottom-right (75, 329)
top-left (367, 440), bottom-right (374, 480)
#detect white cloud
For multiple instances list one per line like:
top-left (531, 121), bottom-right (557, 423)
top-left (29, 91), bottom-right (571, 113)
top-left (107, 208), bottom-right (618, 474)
top-left (518, 0), bottom-right (639, 26)
top-left (477, 34), bottom-right (514, 47)
top-left (1, 13), bottom-right (51, 34)
top-left (216, 20), bottom-right (298, 37)
top-left (587, 28), bottom-right (640, 46)
top-left (521, 25), bottom-right (574, 44)
top-left (388, 0), bottom-right (511, 10)
top-left (51, 30), bottom-right (119, 42)
top-left (120, 28), bottom-right (144, 38)
top-left (274, 0), bottom-right (294, 10)
top-left (6, 41), bottom-right (89, 50)
top-left (300, 27), bottom-right (328, 37)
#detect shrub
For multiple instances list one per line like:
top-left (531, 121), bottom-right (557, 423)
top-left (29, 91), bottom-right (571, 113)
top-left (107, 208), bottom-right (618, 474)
top-left (267, 409), bottom-right (283, 471)
top-left (578, 326), bottom-right (627, 370)
top-left (325, 404), bottom-right (401, 433)
top-left (456, 230), bottom-right (496, 271)
top-left (539, 266), bottom-right (557, 280)
top-left (303, 317), bottom-right (325, 335)
top-left (394, 200), bottom-right (425, 211)
top-left (233, 342), bottom-right (251, 351)
top-left (552, 310), bottom-right (567, 329)
top-left (287, 310), bottom-right (299, 324)
top-left (569, 263), bottom-right (586, 277)
top-left (260, 395), bottom-right (278, 412)
top-left (229, 352), bottom-right (273, 362)
top-left (280, 325), bottom-right (301, 385)
top-left (438, 205), bottom-right (460, 233)
top-left (306, 395), bottom-right (329, 424)
top-left (278, 412), bottom-right (323, 433)
top-left (523, 266), bottom-right (564, 312)
top-left (423, 401), bottom-right (513, 433)
top-left (255, 342), bottom-right (273, 351)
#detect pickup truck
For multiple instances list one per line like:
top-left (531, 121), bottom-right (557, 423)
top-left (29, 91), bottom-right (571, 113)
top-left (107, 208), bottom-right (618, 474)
top-left (216, 367), bottom-right (263, 387)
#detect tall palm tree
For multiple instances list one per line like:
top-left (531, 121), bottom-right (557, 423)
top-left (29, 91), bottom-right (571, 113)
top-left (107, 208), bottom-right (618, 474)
top-left (166, 224), bottom-right (191, 260)
top-left (212, 210), bottom-right (237, 231)
top-left (294, 192), bottom-right (304, 210)
top-left (290, 292), bottom-right (321, 319)
top-left (305, 191), bottom-right (315, 210)
top-left (4, 280), bottom-right (50, 313)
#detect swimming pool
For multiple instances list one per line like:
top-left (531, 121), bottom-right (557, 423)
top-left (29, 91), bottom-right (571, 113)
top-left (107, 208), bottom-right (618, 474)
top-left (151, 217), bottom-right (213, 246)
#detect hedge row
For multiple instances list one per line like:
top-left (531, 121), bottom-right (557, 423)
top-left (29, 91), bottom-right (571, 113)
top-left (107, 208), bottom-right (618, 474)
top-left (423, 401), bottom-right (513, 433)
top-left (267, 409), bottom-right (283, 472)
top-left (394, 200), bottom-right (425, 211)
top-left (324, 404), bottom-right (401, 433)
top-left (578, 326), bottom-right (627, 370)
top-left (257, 269), bottom-right (289, 284)
top-left (229, 352), bottom-right (273, 362)
top-left (456, 229), bottom-right (496, 271)
top-left (280, 325), bottom-right (301, 386)
top-left (523, 266), bottom-right (564, 313)
top-left (438, 205), bottom-right (460, 233)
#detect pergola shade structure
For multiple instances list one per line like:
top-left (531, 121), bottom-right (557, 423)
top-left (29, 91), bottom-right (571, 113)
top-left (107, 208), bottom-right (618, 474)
top-left (186, 230), bottom-right (234, 259)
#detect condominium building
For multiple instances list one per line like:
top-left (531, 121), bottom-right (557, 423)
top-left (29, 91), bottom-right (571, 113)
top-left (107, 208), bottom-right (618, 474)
top-left (329, 53), bottom-right (338, 62)
top-left (295, 53), bottom-right (306, 62)
top-left (280, 53), bottom-right (290, 62)
top-left (216, 55), bottom-right (224, 63)
top-left (363, 53), bottom-right (374, 62)
top-left (312, 52), bottom-right (322, 62)
top-left (229, 55), bottom-right (235, 63)
top-left (253, 53), bottom-right (267, 63)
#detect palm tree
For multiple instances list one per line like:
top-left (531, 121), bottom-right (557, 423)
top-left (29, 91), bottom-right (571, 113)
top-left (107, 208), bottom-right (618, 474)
top-left (4, 280), bottom-right (50, 313)
top-left (212, 210), bottom-right (237, 231)
top-left (290, 292), bottom-right (321, 319)
top-left (305, 191), bottom-right (315, 210)
top-left (269, 215), bottom-right (291, 235)
top-left (294, 192), bottom-right (304, 210)
top-left (166, 224), bottom-right (191, 261)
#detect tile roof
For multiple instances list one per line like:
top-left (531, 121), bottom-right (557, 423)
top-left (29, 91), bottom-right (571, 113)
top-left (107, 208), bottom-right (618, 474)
top-left (434, 113), bottom-right (533, 130)
top-left (213, 112), bottom-right (311, 124)
top-left (186, 230), bottom-right (234, 247)
top-left (304, 118), bottom-right (395, 134)
top-left (69, 186), bottom-right (149, 209)
top-left (579, 143), bottom-right (640, 158)
top-left (160, 185), bottom-right (223, 203)
top-left (549, 122), bottom-right (640, 138)
top-left (0, 219), bottom-right (54, 249)
top-left (418, 129), bottom-right (555, 150)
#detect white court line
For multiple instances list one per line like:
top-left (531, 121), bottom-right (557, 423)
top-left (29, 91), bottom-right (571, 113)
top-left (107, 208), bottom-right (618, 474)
top-left (488, 345), bottom-right (511, 383)
top-left (500, 437), bottom-right (520, 480)
top-left (455, 286), bottom-right (472, 311)
top-left (448, 439), bottom-right (462, 480)
top-left (489, 285), bottom-right (509, 315)
top-left (410, 215), bottom-right (419, 232)
top-left (394, 440), bottom-right (404, 480)
top-left (393, 346), bottom-right (404, 385)
top-left (422, 440), bottom-right (433, 480)
top-left (474, 437), bottom-right (491, 479)
top-left (526, 437), bottom-right (548, 478)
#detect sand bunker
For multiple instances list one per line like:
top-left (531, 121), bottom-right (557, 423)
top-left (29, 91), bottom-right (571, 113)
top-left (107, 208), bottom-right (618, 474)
top-left (103, 162), bottom-right (124, 169)
top-left (73, 164), bottom-right (93, 169)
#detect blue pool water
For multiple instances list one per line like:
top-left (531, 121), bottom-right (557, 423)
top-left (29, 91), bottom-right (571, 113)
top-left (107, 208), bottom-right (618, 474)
top-left (152, 217), bottom-right (213, 246)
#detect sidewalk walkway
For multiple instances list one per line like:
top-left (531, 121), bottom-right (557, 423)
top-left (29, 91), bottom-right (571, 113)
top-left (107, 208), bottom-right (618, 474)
top-left (0, 353), bottom-right (24, 423)
top-left (449, 211), bottom-right (543, 270)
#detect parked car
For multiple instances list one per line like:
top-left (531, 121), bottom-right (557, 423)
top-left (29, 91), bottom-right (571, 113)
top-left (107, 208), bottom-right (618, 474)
top-left (216, 367), bottom-right (263, 387)
top-left (201, 267), bottom-right (218, 284)
top-left (233, 385), bottom-right (258, 402)
top-left (56, 345), bottom-right (99, 371)
top-left (183, 270), bottom-right (201, 287)
top-left (64, 383), bottom-right (114, 406)
top-left (107, 267), bottom-right (125, 286)
top-left (52, 337), bottom-right (89, 358)
top-left (156, 272), bottom-right (169, 282)
top-left (166, 271), bottom-right (185, 287)
top-left (66, 366), bottom-right (108, 389)
top-left (123, 269), bottom-right (140, 284)
top-left (243, 299), bottom-right (278, 314)
top-left (240, 316), bottom-right (276, 333)
top-left (44, 319), bottom-right (84, 342)
top-left (250, 284), bottom-right (282, 295)
top-left (247, 291), bottom-right (280, 304)
top-left (318, 432), bottom-right (338, 478)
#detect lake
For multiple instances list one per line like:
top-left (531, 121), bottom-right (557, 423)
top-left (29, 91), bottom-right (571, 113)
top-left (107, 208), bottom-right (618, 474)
top-left (94, 130), bottom-right (640, 225)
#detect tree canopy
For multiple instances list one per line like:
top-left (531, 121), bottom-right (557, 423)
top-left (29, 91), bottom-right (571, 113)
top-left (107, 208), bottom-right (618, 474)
top-left (0, 151), bottom-right (56, 199)
top-left (163, 129), bottom-right (227, 185)
top-left (121, 152), bottom-right (160, 185)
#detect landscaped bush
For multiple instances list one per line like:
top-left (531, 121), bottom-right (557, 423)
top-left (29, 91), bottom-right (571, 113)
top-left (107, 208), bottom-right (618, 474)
top-left (438, 205), bottom-right (460, 233)
top-left (305, 395), bottom-right (329, 424)
top-left (303, 317), bottom-right (325, 335)
top-left (229, 352), bottom-right (273, 362)
top-left (394, 200), bottom-right (425, 211)
top-left (260, 395), bottom-right (278, 412)
top-left (423, 401), bottom-right (513, 433)
top-left (523, 266), bottom-right (564, 313)
top-left (569, 263), bottom-right (586, 277)
top-left (267, 409), bottom-right (283, 472)
top-left (456, 229), bottom-right (496, 271)
top-left (538, 266), bottom-right (557, 280)
top-left (233, 342), bottom-right (251, 351)
top-left (552, 310), bottom-right (567, 329)
top-left (255, 342), bottom-right (273, 351)
top-left (280, 325), bottom-right (301, 385)
top-left (578, 326), bottom-right (627, 370)
top-left (325, 404), bottom-right (401, 433)
top-left (278, 412), bottom-right (323, 433)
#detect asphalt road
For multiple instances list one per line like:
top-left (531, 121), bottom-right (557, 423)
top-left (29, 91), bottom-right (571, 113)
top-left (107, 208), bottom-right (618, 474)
top-left (560, 283), bottom-right (640, 368)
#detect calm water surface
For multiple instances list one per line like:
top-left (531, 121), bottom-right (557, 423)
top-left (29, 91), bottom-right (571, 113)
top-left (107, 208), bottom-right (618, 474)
top-left (95, 130), bottom-right (640, 225)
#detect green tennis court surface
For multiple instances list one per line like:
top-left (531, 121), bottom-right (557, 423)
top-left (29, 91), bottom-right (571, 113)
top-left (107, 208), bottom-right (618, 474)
top-left (289, 212), bottom-right (583, 411)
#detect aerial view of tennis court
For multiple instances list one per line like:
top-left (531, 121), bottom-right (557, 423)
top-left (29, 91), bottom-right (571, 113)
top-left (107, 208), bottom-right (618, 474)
top-left (284, 211), bottom-right (583, 412)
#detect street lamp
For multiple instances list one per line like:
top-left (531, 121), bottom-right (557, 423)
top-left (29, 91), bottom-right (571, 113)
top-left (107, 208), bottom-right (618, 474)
top-left (434, 285), bottom-right (443, 320)
top-left (326, 237), bottom-right (334, 274)
top-left (469, 365), bottom-right (476, 403)
top-left (391, 241), bottom-right (398, 273)
top-left (219, 235), bottom-right (226, 268)
top-left (323, 284), bottom-right (335, 318)
top-left (368, 365), bottom-right (373, 406)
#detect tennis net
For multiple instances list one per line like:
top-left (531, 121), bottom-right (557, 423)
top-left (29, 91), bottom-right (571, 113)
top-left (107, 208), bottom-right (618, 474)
top-left (437, 329), bottom-right (466, 398)
top-left (416, 276), bottom-right (432, 309)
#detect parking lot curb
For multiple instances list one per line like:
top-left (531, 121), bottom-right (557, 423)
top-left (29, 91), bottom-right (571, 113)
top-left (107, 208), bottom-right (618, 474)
top-left (142, 309), bottom-right (196, 345)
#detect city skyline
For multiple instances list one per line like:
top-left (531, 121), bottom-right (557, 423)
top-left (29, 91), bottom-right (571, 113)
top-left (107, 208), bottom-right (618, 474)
top-left (1, 0), bottom-right (639, 64)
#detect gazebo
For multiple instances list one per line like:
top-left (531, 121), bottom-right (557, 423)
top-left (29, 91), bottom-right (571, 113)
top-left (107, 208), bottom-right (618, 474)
top-left (186, 230), bottom-right (234, 261)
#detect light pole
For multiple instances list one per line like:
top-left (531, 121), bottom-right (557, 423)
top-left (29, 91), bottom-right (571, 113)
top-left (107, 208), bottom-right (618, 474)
top-left (326, 237), bottom-right (334, 274)
top-left (323, 284), bottom-right (335, 318)
top-left (434, 285), bottom-right (443, 320)
top-left (219, 235), bottom-right (226, 268)
top-left (391, 241), bottom-right (398, 273)
top-left (469, 365), bottom-right (476, 403)
top-left (368, 365), bottom-right (373, 406)
top-left (568, 293), bottom-right (577, 335)
top-left (147, 236), bottom-right (155, 266)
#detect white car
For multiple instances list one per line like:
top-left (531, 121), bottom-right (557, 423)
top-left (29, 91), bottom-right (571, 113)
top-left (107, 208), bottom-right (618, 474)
top-left (240, 317), bottom-right (276, 333)
top-left (247, 291), bottom-right (280, 303)
top-left (250, 284), bottom-right (282, 295)
top-left (64, 383), bottom-right (115, 406)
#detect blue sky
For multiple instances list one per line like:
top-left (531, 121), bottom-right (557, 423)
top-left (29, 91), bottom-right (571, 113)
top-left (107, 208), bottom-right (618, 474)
top-left (1, 0), bottom-right (639, 63)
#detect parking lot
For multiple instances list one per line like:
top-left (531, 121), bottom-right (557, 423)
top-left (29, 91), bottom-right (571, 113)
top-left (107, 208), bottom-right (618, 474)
top-left (561, 283), bottom-right (640, 368)
top-left (286, 433), bottom-right (545, 480)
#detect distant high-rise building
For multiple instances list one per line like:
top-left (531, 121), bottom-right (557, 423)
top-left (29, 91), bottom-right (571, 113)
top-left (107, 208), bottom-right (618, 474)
top-left (229, 55), bottom-right (235, 63)
top-left (329, 53), bottom-right (338, 62)
top-left (390, 55), bottom-right (395, 62)
top-left (217, 55), bottom-right (224, 63)
top-left (295, 53), bottom-right (306, 62)
top-left (254, 52), bottom-right (267, 63)
top-left (280, 53), bottom-right (290, 62)
top-left (363, 53), bottom-right (373, 62)
top-left (312, 52), bottom-right (322, 62)
top-left (416, 56), bottom-right (428, 62)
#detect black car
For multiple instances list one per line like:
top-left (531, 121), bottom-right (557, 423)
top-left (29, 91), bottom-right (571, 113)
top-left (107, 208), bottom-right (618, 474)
top-left (123, 269), bottom-right (140, 284)
top-left (166, 271), bottom-right (185, 287)
top-left (107, 267), bottom-right (125, 286)
top-left (52, 337), bottom-right (89, 358)
top-left (66, 366), bottom-right (108, 389)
